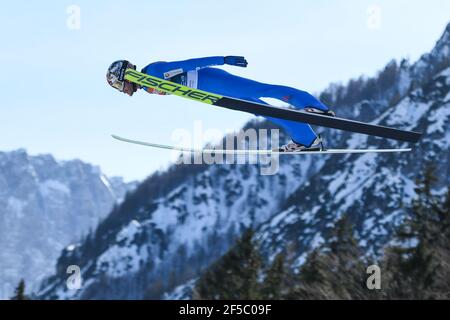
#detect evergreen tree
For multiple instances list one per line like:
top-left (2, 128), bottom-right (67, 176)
top-left (324, 215), bottom-right (368, 299)
top-left (286, 249), bottom-right (331, 299)
top-left (385, 165), bottom-right (450, 299)
top-left (194, 229), bottom-right (262, 299)
top-left (261, 253), bottom-right (286, 299)
top-left (298, 250), bottom-right (326, 285)
top-left (288, 215), bottom-right (369, 299)
top-left (10, 279), bottom-right (30, 300)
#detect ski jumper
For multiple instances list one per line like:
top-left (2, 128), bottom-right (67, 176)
top-left (141, 56), bottom-right (330, 147)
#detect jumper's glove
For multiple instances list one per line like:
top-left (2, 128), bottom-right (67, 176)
top-left (224, 56), bottom-right (248, 68)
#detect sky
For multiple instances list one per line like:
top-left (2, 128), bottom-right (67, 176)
top-left (0, 1), bottom-right (449, 181)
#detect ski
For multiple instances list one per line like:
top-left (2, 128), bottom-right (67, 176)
top-left (112, 135), bottom-right (412, 155)
top-left (124, 69), bottom-right (423, 143)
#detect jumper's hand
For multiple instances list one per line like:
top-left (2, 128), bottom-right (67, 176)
top-left (224, 56), bottom-right (248, 68)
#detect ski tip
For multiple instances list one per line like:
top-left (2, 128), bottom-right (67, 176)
top-left (111, 134), bottom-right (124, 141)
top-left (111, 134), bottom-right (131, 144)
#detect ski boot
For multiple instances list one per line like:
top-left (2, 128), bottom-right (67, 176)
top-left (274, 135), bottom-right (326, 152)
top-left (304, 107), bottom-right (336, 117)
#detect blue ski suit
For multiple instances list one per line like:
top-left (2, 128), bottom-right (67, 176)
top-left (141, 56), bottom-right (329, 147)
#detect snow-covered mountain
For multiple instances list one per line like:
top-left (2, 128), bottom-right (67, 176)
top-left (0, 149), bottom-right (136, 299)
top-left (257, 66), bottom-right (450, 263)
top-left (37, 22), bottom-right (450, 300)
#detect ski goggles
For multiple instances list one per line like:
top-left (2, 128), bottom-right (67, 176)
top-left (111, 79), bottom-right (125, 92)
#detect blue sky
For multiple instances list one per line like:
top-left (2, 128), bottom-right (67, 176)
top-left (1, 1), bottom-right (449, 181)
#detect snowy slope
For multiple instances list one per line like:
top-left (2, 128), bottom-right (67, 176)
top-left (37, 23), bottom-right (450, 300)
top-left (0, 150), bottom-right (136, 299)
